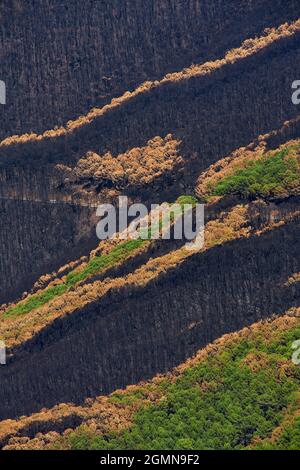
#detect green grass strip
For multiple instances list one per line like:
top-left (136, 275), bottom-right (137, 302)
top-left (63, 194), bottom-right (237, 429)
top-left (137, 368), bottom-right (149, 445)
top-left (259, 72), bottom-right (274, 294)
top-left (4, 195), bottom-right (198, 318)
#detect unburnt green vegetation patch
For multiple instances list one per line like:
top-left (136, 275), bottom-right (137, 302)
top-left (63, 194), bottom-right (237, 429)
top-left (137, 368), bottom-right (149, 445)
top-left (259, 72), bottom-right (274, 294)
top-left (62, 323), bottom-right (300, 450)
top-left (208, 146), bottom-right (300, 200)
top-left (3, 238), bottom-right (146, 318)
top-left (3, 196), bottom-right (198, 318)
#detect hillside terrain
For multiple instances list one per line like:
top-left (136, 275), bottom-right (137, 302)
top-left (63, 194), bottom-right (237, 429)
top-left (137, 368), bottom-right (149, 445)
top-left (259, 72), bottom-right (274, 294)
top-left (1, 17), bottom-right (300, 305)
top-left (0, 133), bottom-right (299, 429)
top-left (0, 2), bottom-right (299, 451)
top-left (0, 0), bottom-right (299, 140)
top-left (0, 311), bottom-right (299, 450)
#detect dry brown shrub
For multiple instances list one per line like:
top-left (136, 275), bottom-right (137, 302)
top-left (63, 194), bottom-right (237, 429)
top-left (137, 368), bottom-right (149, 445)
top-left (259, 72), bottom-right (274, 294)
top-left (285, 272), bottom-right (300, 287)
top-left (0, 204), bottom-right (253, 348)
top-left (1, 309), bottom-right (299, 450)
top-left (1, 20), bottom-right (300, 147)
top-left (70, 134), bottom-right (182, 188)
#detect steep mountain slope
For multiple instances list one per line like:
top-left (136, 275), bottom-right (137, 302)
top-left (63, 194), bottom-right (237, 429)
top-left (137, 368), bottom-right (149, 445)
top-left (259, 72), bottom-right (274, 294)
top-left (0, 5), bottom-right (300, 451)
top-left (0, 0), bottom-right (299, 140)
top-left (1, 310), bottom-right (299, 450)
top-left (1, 20), bottom-right (300, 304)
top-left (0, 136), bottom-right (299, 421)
